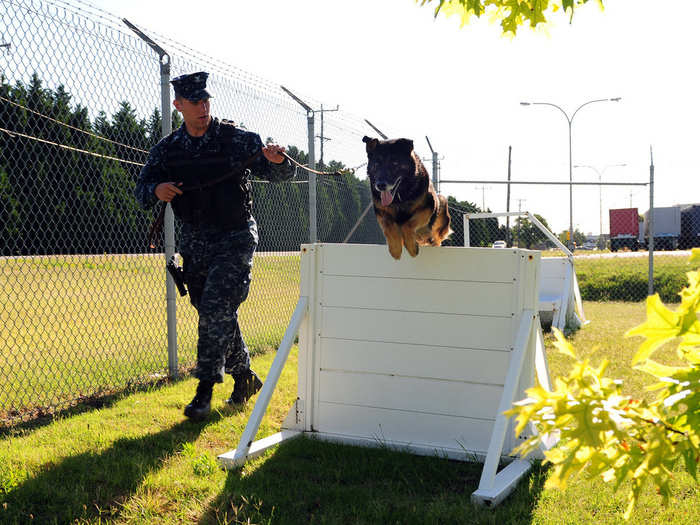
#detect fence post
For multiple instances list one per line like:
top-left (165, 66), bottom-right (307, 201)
top-left (281, 86), bottom-right (317, 243)
top-left (123, 19), bottom-right (178, 377)
top-left (648, 146), bottom-right (655, 296)
top-left (464, 214), bottom-right (471, 247)
top-left (161, 60), bottom-right (178, 378)
top-left (307, 111), bottom-right (317, 243)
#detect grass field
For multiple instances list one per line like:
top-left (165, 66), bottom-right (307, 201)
top-left (1, 250), bottom-right (698, 523)
top-left (0, 253), bottom-right (299, 422)
top-left (0, 300), bottom-right (698, 524)
top-left (573, 252), bottom-right (692, 303)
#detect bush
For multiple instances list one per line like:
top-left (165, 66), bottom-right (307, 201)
top-left (575, 256), bottom-right (690, 303)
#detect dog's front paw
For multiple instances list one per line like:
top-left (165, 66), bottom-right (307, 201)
top-left (389, 245), bottom-right (402, 260)
top-left (406, 241), bottom-right (419, 257)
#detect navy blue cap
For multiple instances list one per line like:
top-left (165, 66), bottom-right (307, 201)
top-left (170, 71), bottom-right (211, 101)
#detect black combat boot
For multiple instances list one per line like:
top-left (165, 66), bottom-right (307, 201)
top-left (227, 369), bottom-right (263, 405)
top-left (184, 379), bottom-right (214, 421)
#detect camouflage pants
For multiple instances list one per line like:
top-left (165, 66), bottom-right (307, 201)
top-left (180, 219), bottom-right (258, 383)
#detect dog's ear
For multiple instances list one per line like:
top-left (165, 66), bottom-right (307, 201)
top-left (396, 138), bottom-right (414, 154)
top-left (362, 136), bottom-right (379, 152)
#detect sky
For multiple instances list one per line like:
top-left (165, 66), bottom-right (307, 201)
top-left (85, 0), bottom-right (699, 236)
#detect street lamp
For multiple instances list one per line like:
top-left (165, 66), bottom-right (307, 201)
top-left (520, 97), bottom-right (622, 250)
top-left (573, 163), bottom-right (627, 248)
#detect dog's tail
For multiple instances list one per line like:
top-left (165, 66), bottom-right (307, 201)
top-left (438, 194), bottom-right (454, 239)
top-left (427, 194), bottom-right (452, 246)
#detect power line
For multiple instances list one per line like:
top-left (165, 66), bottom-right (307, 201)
top-left (0, 95), bottom-right (150, 154)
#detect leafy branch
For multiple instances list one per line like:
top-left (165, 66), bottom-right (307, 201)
top-left (506, 248), bottom-right (700, 519)
top-left (418, 0), bottom-right (605, 35)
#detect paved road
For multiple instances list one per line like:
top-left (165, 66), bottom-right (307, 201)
top-left (573, 249), bottom-right (693, 260)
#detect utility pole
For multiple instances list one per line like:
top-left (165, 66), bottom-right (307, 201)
top-left (315, 103), bottom-right (339, 166)
top-left (475, 185), bottom-right (491, 211)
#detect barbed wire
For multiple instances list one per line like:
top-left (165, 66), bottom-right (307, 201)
top-left (0, 94), bottom-right (150, 154)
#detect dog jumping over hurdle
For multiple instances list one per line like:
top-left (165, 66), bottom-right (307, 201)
top-left (363, 136), bottom-right (452, 259)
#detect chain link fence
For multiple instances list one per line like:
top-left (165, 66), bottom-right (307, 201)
top-left (0, 0), bottom-right (386, 425)
top-left (461, 193), bottom-right (699, 309)
top-left (2, 0), bottom-right (698, 427)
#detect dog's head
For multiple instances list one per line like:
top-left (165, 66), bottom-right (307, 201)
top-left (363, 136), bottom-right (415, 206)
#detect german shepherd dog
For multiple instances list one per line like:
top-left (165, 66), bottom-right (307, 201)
top-left (363, 136), bottom-right (451, 259)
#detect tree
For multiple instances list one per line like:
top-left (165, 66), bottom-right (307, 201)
top-left (558, 227), bottom-right (586, 248)
top-left (507, 249), bottom-right (700, 520)
top-left (513, 213), bottom-right (552, 249)
top-left (418, 0), bottom-right (605, 35)
top-left (442, 196), bottom-right (499, 247)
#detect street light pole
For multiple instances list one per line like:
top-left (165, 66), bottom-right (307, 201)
top-left (520, 97), bottom-right (621, 250)
top-left (573, 163), bottom-right (626, 247)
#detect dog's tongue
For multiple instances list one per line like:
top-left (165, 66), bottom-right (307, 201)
top-left (381, 190), bottom-right (394, 206)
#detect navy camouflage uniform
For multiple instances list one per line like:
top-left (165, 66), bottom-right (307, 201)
top-left (135, 86), bottom-right (292, 385)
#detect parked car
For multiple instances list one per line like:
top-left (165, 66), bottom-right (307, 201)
top-left (581, 241), bottom-right (597, 250)
top-left (492, 240), bottom-right (507, 248)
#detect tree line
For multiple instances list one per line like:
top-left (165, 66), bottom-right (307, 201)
top-left (0, 73), bottom-right (386, 255)
top-left (0, 73), bottom-right (555, 255)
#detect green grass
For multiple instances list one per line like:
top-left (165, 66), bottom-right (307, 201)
top-left (0, 253), bottom-right (299, 422)
top-left (2, 251), bottom-right (692, 422)
top-left (0, 301), bottom-right (698, 524)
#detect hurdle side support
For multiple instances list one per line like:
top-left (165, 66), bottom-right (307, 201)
top-left (471, 310), bottom-right (536, 506)
top-left (217, 296), bottom-right (308, 469)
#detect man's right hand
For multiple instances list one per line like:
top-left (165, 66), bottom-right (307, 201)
top-left (155, 182), bottom-right (183, 202)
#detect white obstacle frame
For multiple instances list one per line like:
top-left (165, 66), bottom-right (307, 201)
top-left (218, 243), bottom-right (557, 507)
top-left (464, 211), bottom-right (586, 330)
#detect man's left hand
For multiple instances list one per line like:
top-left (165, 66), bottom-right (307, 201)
top-left (262, 144), bottom-right (286, 164)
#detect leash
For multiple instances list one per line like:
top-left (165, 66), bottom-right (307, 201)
top-left (147, 149), bottom-right (355, 249)
top-left (279, 150), bottom-right (354, 177)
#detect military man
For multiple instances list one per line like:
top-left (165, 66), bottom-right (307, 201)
top-left (135, 71), bottom-right (293, 421)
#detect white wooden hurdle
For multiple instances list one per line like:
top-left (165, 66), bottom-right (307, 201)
top-left (218, 243), bottom-right (557, 507)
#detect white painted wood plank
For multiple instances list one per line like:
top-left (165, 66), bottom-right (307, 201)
top-left (317, 243), bottom-right (519, 283)
top-left (318, 370), bottom-right (503, 420)
top-left (321, 307), bottom-right (513, 351)
top-left (319, 339), bottom-right (510, 385)
top-left (518, 252), bottom-right (541, 312)
top-left (471, 459), bottom-right (532, 507)
top-left (311, 432), bottom-right (490, 462)
top-left (218, 430), bottom-right (302, 470)
top-left (321, 275), bottom-right (515, 317)
top-left (316, 402), bottom-right (495, 454)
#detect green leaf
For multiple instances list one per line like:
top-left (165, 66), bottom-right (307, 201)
top-left (626, 294), bottom-right (681, 364)
top-left (690, 248), bottom-right (700, 266)
top-left (635, 359), bottom-right (689, 380)
top-left (552, 327), bottom-right (577, 358)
